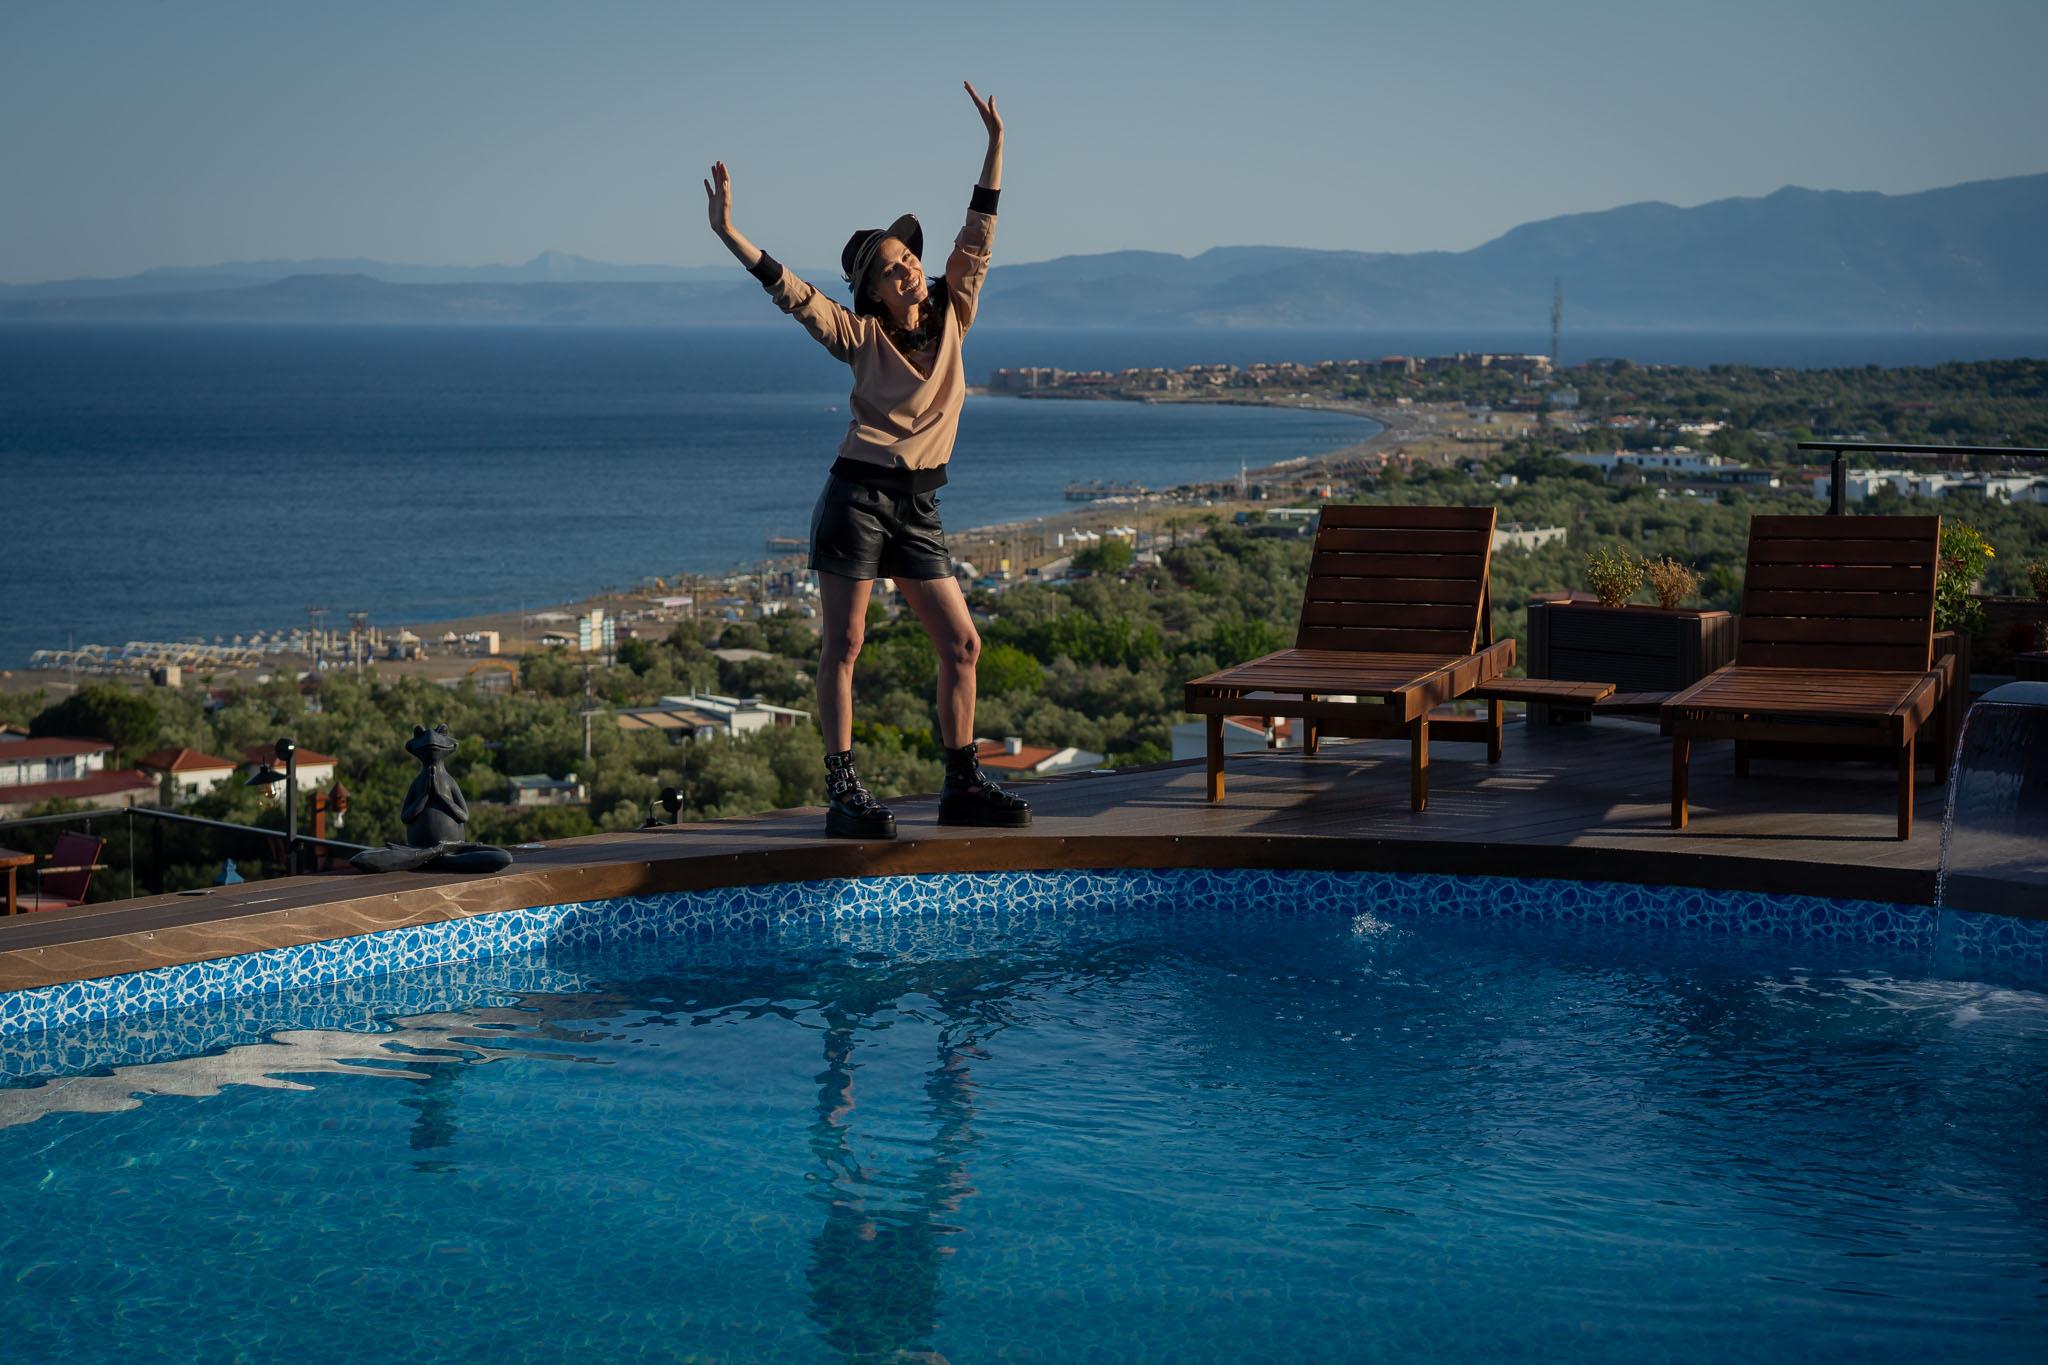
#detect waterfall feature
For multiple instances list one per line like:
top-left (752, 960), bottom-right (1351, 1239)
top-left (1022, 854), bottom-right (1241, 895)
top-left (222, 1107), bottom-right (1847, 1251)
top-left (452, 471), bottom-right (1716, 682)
top-left (1936, 682), bottom-right (2048, 917)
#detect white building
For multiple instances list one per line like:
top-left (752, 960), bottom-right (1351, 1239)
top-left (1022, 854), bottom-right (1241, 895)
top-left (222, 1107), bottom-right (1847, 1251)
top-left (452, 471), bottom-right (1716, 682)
top-left (0, 738), bottom-right (112, 787)
top-left (240, 746), bottom-right (338, 792)
top-left (508, 773), bottom-right (589, 807)
top-left (618, 693), bottom-right (814, 743)
top-left (972, 737), bottom-right (1107, 779)
top-left (1566, 450), bottom-right (1732, 476)
top-left (1805, 471), bottom-right (2048, 503)
top-left (1493, 523), bottom-right (1568, 554)
top-left (137, 747), bottom-right (241, 803)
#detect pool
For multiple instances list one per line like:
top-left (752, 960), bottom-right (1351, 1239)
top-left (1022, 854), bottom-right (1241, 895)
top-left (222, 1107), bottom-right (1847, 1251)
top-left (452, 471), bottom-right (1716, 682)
top-left (3, 871), bottom-right (2045, 1362)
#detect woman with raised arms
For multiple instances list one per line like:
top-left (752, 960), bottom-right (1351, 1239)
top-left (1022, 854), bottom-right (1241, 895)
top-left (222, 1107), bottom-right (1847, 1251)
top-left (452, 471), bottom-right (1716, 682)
top-left (705, 82), bottom-right (1031, 840)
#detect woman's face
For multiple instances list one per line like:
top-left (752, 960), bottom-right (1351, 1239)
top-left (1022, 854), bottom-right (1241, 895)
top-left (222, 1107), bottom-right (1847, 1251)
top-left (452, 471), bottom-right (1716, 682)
top-left (871, 237), bottom-right (928, 320)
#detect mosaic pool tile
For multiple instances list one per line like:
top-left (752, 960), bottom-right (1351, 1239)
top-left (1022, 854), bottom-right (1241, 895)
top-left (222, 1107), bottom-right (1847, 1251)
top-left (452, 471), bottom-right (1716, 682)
top-left (1, 869), bottom-right (2039, 1039)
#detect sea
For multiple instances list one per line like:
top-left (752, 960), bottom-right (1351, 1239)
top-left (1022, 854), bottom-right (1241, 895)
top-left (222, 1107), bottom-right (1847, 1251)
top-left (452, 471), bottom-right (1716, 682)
top-left (2, 324), bottom-right (2043, 670)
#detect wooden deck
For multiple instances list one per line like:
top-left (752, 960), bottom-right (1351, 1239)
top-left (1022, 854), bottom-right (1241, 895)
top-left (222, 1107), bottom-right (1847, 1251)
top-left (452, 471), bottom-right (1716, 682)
top-left (0, 715), bottom-right (1962, 994)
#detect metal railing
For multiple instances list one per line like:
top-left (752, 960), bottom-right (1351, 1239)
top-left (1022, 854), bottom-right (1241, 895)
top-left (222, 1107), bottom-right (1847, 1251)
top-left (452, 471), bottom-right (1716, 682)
top-left (1798, 441), bottom-right (2048, 515)
top-left (0, 805), bottom-right (371, 901)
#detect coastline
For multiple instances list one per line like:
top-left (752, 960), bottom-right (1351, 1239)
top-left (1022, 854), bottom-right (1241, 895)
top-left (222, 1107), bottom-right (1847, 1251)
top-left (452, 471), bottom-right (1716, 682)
top-left (367, 396), bottom-right (1407, 675)
top-left (2, 395), bottom-right (1407, 693)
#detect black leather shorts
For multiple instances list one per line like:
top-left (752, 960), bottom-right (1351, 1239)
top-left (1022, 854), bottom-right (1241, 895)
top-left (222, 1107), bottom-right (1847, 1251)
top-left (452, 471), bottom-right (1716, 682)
top-left (809, 473), bottom-right (953, 582)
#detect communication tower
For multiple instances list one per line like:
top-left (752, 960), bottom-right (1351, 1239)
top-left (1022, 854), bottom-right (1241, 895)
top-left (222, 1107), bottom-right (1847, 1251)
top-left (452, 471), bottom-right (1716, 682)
top-left (1550, 277), bottom-right (1563, 368)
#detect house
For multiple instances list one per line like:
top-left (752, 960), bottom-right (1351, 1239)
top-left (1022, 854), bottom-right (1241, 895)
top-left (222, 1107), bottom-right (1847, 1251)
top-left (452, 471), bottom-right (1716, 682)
top-left (616, 692), bottom-right (813, 743)
top-left (0, 768), bottom-right (159, 818)
top-left (241, 745), bottom-right (338, 792)
top-left (137, 747), bottom-right (241, 803)
top-left (508, 773), bottom-right (589, 808)
top-left (1493, 523), bottom-right (1568, 554)
top-left (972, 737), bottom-right (1106, 779)
top-left (659, 693), bottom-right (810, 736)
top-left (0, 737), bottom-right (113, 788)
top-left (1170, 716), bottom-right (1299, 762)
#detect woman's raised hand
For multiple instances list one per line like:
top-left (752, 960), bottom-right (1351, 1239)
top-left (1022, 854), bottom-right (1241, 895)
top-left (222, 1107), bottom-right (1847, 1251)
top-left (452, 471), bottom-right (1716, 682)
top-left (704, 161), bottom-right (734, 239)
top-left (964, 83), bottom-right (1001, 141)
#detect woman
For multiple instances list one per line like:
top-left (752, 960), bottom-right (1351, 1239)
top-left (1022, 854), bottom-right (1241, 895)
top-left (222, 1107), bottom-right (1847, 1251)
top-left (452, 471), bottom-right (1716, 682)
top-left (705, 81), bottom-right (1031, 840)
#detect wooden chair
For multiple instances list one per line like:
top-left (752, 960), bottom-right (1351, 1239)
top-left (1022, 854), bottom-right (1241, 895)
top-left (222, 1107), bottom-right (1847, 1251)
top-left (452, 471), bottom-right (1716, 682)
top-left (21, 831), bottom-right (105, 911)
top-left (1661, 514), bottom-right (1950, 840)
top-left (1183, 505), bottom-right (1514, 811)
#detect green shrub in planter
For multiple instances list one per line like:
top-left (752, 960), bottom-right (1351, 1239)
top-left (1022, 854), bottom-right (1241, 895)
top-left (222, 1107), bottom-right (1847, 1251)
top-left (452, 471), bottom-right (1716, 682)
top-left (1936, 523), bottom-right (1994, 635)
top-left (1584, 546), bottom-right (1645, 609)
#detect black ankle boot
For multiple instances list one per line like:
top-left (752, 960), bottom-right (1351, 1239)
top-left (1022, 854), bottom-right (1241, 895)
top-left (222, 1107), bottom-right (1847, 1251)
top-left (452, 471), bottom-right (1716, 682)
top-left (937, 742), bottom-right (1032, 828)
top-left (824, 750), bottom-right (896, 840)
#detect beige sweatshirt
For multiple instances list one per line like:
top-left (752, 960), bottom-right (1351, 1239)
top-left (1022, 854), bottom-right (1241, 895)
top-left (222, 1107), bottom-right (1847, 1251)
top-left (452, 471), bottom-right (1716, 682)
top-left (752, 207), bottom-right (995, 475)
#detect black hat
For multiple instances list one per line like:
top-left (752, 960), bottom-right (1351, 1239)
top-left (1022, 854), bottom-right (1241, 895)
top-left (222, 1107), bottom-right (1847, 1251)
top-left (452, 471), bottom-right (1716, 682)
top-left (841, 212), bottom-right (923, 295)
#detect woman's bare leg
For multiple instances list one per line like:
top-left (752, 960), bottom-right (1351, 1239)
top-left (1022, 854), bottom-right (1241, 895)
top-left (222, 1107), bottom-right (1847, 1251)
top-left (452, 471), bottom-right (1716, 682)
top-left (816, 572), bottom-right (873, 753)
top-left (892, 575), bottom-right (980, 747)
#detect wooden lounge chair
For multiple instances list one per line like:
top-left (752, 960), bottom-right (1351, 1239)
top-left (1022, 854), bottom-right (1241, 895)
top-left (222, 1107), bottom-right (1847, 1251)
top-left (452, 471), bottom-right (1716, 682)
top-left (1662, 514), bottom-right (1950, 840)
top-left (1183, 505), bottom-right (1514, 811)
top-left (21, 832), bottom-right (105, 911)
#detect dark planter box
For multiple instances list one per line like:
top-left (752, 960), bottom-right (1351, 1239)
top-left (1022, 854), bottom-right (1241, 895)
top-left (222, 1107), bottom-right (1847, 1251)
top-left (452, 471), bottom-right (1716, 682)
top-left (1528, 601), bottom-right (1738, 722)
top-left (1969, 595), bottom-right (2048, 672)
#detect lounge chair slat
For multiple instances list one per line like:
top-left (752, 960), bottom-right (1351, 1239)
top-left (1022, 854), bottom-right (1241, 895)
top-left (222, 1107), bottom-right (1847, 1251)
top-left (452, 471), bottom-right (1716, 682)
top-left (1743, 564), bottom-right (1937, 593)
top-left (1315, 505), bottom-right (1497, 531)
top-left (1740, 617), bottom-right (1932, 646)
top-left (1297, 602), bottom-right (1478, 631)
top-left (1745, 539), bottom-right (1939, 566)
top-left (1297, 628), bottom-right (1480, 654)
top-left (1305, 576), bottom-right (1484, 606)
top-left (1315, 528), bottom-right (1492, 554)
top-left (1747, 515), bottom-right (1940, 540)
top-left (1737, 641), bottom-right (1935, 672)
top-left (1310, 551), bottom-right (1487, 579)
top-left (1742, 589), bottom-right (1935, 619)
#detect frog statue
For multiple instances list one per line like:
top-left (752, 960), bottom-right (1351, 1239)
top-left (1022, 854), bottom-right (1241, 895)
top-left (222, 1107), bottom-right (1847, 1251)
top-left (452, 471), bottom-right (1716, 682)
top-left (350, 724), bottom-right (514, 875)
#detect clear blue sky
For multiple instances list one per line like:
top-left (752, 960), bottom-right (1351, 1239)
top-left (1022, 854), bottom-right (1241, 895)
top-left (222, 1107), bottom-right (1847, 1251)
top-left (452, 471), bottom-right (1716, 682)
top-left (3, 0), bottom-right (2043, 282)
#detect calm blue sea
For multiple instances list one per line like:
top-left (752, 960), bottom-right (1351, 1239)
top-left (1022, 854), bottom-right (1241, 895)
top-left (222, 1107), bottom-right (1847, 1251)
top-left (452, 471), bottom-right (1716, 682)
top-left (2, 324), bottom-right (2041, 669)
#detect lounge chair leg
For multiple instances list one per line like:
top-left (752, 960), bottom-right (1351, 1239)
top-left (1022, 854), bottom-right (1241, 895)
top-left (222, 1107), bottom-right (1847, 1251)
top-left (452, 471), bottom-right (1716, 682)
top-left (1409, 715), bottom-right (1430, 813)
top-left (1897, 736), bottom-right (1914, 841)
top-left (1302, 696), bottom-right (1319, 756)
top-left (1734, 740), bottom-right (1750, 778)
top-left (1205, 714), bottom-right (1225, 803)
top-left (1671, 736), bottom-right (1691, 830)
top-left (1486, 697), bottom-right (1502, 764)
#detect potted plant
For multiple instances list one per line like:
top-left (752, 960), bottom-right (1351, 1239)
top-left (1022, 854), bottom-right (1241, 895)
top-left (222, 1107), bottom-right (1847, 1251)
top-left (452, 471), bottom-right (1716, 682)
top-left (2017, 559), bottom-right (2048, 680)
top-left (1933, 522), bottom-right (1993, 759)
top-left (1527, 547), bottom-right (1738, 718)
top-left (1961, 529), bottom-right (2048, 674)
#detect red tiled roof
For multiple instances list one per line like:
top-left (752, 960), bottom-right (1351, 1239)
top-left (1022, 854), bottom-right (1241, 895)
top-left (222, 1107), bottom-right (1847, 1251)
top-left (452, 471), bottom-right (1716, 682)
top-left (0, 769), bottom-right (157, 807)
top-left (138, 747), bottom-right (240, 774)
top-left (241, 745), bottom-right (337, 767)
top-left (0, 737), bottom-right (116, 761)
top-left (973, 738), bottom-right (1062, 772)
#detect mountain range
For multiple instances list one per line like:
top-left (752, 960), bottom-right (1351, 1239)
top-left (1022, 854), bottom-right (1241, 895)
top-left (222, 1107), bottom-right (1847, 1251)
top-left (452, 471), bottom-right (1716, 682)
top-left (5, 173), bottom-right (2043, 330)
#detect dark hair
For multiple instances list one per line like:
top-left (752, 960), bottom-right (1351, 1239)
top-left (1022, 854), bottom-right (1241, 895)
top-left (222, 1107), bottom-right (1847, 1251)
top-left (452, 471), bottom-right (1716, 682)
top-left (857, 254), bottom-right (950, 356)
top-left (853, 251), bottom-right (949, 327)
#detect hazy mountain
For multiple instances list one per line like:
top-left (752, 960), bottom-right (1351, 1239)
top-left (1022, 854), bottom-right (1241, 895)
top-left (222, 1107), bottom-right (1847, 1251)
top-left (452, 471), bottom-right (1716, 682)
top-left (0, 250), bottom-right (797, 299)
top-left (5, 174), bottom-right (2043, 328)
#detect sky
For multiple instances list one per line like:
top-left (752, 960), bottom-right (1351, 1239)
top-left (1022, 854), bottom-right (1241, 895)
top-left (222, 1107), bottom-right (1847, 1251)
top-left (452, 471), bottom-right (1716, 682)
top-left (2, 0), bottom-right (2045, 283)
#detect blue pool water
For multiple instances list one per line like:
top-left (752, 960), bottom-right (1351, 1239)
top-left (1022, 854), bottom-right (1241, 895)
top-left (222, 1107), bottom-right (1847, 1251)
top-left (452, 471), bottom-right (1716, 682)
top-left (3, 892), bottom-right (2045, 1362)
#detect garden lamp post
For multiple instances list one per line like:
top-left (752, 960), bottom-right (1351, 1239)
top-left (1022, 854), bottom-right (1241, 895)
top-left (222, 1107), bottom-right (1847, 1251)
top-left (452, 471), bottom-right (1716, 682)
top-left (243, 737), bottom-right (299, 876)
